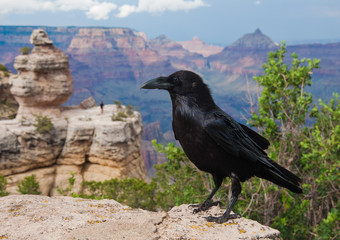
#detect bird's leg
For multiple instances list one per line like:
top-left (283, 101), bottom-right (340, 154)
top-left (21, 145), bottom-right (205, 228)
top-left (205, 173), bottom-right (242, 223)
top-left (191, 175), bottom-right (223, 213)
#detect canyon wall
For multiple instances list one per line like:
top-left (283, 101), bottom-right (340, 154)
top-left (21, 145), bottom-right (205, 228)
top-left (0, 29), bottom-right (146, 195)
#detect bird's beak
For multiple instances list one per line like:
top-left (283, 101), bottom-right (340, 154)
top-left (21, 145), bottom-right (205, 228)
top-left (141, 76), bottom-right (172, 90)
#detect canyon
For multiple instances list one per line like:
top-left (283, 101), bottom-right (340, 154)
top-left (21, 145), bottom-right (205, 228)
top-left (1, 26), bottom-right (339, 174)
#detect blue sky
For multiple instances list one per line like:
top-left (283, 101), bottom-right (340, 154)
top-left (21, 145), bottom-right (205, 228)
top-left (1, 0), bottom-right (340, 45)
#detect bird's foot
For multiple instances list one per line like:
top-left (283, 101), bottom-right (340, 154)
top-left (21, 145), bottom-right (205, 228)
top-left (190, 200), bottom-right (221, 214)
top-left (204, 213), bottom-right (241, 223)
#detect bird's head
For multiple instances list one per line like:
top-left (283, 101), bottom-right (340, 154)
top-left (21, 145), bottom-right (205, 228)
top-left (141, 70), bottom-right (212, 98)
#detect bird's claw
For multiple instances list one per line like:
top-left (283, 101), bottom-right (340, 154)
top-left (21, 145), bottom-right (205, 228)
top-left (204, 213), bottom-right (241, 223)
top-left (190, 200), bottom-right (221, 214)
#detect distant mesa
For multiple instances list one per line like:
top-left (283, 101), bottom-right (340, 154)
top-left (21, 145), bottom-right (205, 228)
top-left (178, 36), bottom-right (223, 57)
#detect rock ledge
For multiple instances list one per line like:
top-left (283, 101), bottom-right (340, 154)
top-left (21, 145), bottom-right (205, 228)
top-left (0, 195), bottom-right (281, 240)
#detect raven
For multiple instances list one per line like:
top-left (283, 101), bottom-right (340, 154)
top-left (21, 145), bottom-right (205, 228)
top-left (141, 70), bottom-right (302, 223)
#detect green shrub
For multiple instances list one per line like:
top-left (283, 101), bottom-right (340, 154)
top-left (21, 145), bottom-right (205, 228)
top-left (111, 111), bottom-right (129, 121)
top-left (114, 100), bottom-right (122, 108)
top-left (18, 175), bottom-right (41, 195)
top-left (33, 115), bottom-right (53, 134)
top-left (19, 46), bottom-right (31, 55)
top-left (81, 178), bottom-right (157, 210)
top-left (126, 105), bottom-right (134, 116)
top-left (0, 64), bottom-right (7, 72)
top-left (0, 175), bottom-right (9, 197)
top-left (247, 42), bottom-right (338, 239)
top-left (57, 172), bottom-right (76, 196)
top-left (0, 64), bottom-right (9, 77)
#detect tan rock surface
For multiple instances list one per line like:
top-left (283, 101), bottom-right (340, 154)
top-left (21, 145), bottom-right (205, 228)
top-left (1, 29), bottom-right (146, 196)
top-left (9, 29), bottom-right (73, 118)
top-left (0, 105), bottom-right (146, 195)
top-left (5, 167), bottom-right (56, 195)
top-left (159, 204), bottom-right (281, 240)
top-left (0, 119), bottom-right (67, 176)
top-left (0, 195), bottom-right (281, 240)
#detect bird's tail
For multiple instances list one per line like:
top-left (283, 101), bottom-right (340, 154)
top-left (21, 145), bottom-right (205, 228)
top-left (257, 158), bottom-right (302, 193)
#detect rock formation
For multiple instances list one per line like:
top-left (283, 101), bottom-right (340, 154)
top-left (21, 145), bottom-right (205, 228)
top-left (9, 29), bottom-right (73, 118)
top-left (0, 195), bottom-right (281, 240)
top-left (0, 29), bottom-right (146, 196)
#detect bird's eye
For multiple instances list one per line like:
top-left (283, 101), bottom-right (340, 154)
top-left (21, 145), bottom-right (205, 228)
top-left (173, 76), bottom-right (180, 84)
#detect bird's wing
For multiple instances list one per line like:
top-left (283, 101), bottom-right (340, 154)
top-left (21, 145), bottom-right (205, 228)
top-left (239, 123), bottom-right (270, 150)
top-left (203, 112), bottom-right (273, 169)
top-left (204, 112), bottom-right (302, 192)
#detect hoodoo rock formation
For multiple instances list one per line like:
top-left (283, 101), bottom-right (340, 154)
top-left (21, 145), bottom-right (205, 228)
top-left (0, 29), bottom-right (146, 196)
top-left (10, 29), bottom-right (73, 118)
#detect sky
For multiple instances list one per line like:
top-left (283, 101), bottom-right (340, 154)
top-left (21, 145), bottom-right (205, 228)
top-left (1, 0), bottom-right (340, 45)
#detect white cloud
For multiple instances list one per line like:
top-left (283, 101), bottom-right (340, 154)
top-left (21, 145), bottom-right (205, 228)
top-left (0, 0), bottom-right (207, 20)
top-left (0, 0), bottom-right (116, 20)
top-left (0, 0), bottom-right (55, 15)
top-left (86, 2), bottom-right (117, 20)
top-left (56, 0), bottom-right (95, 11)
top-left (117, 0), bottom-right (208, 18)
top-left (255, 1), bottom-right (261, 5)
top-left (117, 5), bottom-right (137, 18)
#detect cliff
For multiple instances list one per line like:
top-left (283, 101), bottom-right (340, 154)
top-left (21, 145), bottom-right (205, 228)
top-left (0, 29), bottom-right (146, 195)
top-left (0, 195), bottom-right (281, 240)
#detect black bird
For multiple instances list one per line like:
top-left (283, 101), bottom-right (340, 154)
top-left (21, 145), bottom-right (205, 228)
top-left (141, 70), bottom-right (302, 223)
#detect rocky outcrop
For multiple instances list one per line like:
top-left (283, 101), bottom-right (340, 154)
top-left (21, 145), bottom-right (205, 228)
top-left (1, 102), bottom-right (145, 196)
top-left (0, 30), bottom-right (146, 196)
top-left (0, 195), bottom-right (281, 240)
top-left (9, 29), bottom-right (73, 118)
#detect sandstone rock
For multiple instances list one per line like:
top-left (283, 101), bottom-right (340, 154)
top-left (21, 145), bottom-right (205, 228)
top-left (5, 166), bottom-right (56, 195)
top-left (159, 204), bottom-right (280, 240)
top-left (79, 96), bottom-right (96, 109)
top-left (0, 105), bottom-right (146, 195)
top-left (82, 163), bottom-right (121, 182)
top-left (10, 29), bottom-right (73, 118)
top-left (60, 105), bottom-right (146, 182)
top-left (30, 29), bottom-right (53, 45)
top-left (0, 195), bottom-right (281, 240)
top-left (0, 119), bottom-right (67, 176)
top-left (57, 121), bottom-right (94, 165)
top-left (1, 29), bottom-right (146, 196)
top-left (50, 165), bottom-right (83, 196)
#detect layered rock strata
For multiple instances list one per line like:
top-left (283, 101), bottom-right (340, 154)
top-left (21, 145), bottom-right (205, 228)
top-left (9, 29), bottom-right (73, 118)
top-left (0, 30), bottom-right (146, 196)
top-left (1, 97), bottom-right (145, 197)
